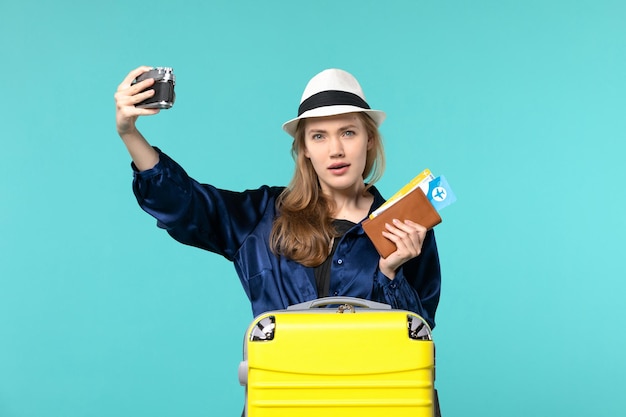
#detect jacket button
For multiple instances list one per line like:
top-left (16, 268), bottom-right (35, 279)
top-left (337, 259), bottom-right (343, 265)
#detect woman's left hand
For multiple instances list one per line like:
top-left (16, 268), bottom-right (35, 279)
top-left (378, 219), bottom-right (427, 279)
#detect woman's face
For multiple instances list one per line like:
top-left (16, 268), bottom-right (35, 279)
top-left (303, 113), bottom-right (373, 195)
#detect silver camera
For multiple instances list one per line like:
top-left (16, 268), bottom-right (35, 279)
top-left (133, 67), bottom-right (176, 109)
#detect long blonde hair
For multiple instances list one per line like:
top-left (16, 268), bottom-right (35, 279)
top-left (270, 113), bottom-right (385, 266)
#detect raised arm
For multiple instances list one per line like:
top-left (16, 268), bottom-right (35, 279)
top-left (114, 66), bottom-right (161, 171)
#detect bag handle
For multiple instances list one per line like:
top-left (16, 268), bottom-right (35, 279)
top-left (287, 296), bottom-right (392, 311)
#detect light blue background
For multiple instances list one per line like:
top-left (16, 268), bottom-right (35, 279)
top-left (2, 1), bottom-right (625, 416)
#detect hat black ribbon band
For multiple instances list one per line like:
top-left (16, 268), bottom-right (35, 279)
top-left (298, 90), bottom-right (370, 116)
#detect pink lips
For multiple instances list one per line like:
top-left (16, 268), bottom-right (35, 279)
top-left (328, 162), bottom-right (350, 175)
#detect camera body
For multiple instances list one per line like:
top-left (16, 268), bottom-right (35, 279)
top-left (134, 67), bottom-right (176, 109)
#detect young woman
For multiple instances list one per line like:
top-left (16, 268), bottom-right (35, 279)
top-left (114, 67), bottom-right (441, 328)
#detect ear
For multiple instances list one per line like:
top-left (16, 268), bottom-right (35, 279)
top-left (366, 135), bottom-right (374, 150)
top-left (303, 146), bottom-right (311, 158)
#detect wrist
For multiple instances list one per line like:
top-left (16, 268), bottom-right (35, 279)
top-left (379, 261), bottom-right (397, 280)
top-left (118, 124), bottom-right (139, 138)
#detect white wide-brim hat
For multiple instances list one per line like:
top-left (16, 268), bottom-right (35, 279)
top-left (282, 69), bottom-right (386, 138)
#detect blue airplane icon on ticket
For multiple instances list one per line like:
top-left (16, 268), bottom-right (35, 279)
top-left (426, 175), bottom-right (457, 211)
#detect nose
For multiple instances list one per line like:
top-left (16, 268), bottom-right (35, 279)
top-left (329, 136), bottom-right (345, 158)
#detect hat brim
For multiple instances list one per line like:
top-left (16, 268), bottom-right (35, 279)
top-left (282, 105), bottom-right (386, 138)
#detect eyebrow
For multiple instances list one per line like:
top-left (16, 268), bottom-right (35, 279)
top-left (306, 124), bottom-right (359, 134)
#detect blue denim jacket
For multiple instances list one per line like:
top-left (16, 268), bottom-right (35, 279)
top-left (132, 149), bottom-right (441, 328)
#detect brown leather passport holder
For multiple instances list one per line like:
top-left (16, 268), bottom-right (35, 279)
top-left (362, 187), bottom-right (442, 258)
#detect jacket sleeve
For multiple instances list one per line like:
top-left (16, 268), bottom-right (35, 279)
top-left (373, 229), bottom-right (441, 329)
top-left (132, 148), bottom-right (279, 261)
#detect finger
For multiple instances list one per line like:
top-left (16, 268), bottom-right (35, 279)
top-left (383, 222), bottom-right (405, 239)
top-left (391, 219), bottom-right (426, 247)
top-left (382, 222), bottom-right (422, 256)
top-left (116, 77), bottom-right (155, 100)
top-left (135, 108), bottom-right (161, 116)
top-left (384, 230), bottom-right (419, 254)
top-left (389, 218), bottom-right (412, 233)
top-left (403, 219), bottom-right (427, 234)
top-left (129, 88), bottom-right (156, 105)
top-left (115, 88), bottom-right (155, 109)
top-left (384, 220), bottom-right (421, 243)
top-left (117, 66), bottom-right (154, 91)
top-left (128, 77), bottom-right (156, 95)
top-left (382, 223), bottom-right (412, 248)
top-left (391, 219), bottom-right (427, 234)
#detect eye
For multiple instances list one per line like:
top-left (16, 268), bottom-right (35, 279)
top-left (311, 133), bottom-right (324, 140)
top-left (343, 130), bottom-right (355, 137)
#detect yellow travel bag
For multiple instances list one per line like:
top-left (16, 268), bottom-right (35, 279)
top-left (238, 297), bottom-right (436, 417)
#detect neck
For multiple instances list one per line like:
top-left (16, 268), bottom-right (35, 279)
top-left (324, 183), bottom-right (373, 223)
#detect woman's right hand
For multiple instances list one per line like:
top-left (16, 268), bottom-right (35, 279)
top-left (114, 66), bottom-right (161, 171)
top-left (114, 66), bottom-right (160, 136)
